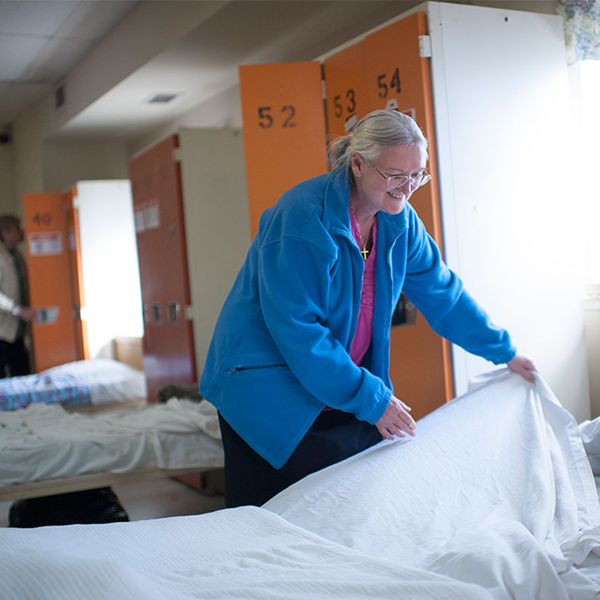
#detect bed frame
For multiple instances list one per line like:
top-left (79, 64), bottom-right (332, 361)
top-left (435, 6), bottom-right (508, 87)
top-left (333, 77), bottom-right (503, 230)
top-left (113, 336), bottom-right (144, 371)
top-left (0, 466), bottom-right (223, 503)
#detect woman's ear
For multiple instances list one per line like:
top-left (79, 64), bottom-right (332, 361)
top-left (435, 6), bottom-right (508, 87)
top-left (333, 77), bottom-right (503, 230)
top-left (350, 152), bottom-right (363, 180)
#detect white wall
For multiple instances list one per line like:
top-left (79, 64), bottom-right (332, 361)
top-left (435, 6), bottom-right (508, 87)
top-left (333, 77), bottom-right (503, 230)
top-left (42, 140), bottom-right (129, 192)
top-left (74, 180), bottom-right (143, 359)
top-left (179, 127), bottom-right (250, 374)
top-left (428, 2), bottom-right (590, 420)
top-left (0, 142), bottom-right (15, 214)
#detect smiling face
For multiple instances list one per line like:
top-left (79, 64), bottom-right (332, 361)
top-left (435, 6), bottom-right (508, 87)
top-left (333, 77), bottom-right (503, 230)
top-left (350, 143), bottom-right (428, 221)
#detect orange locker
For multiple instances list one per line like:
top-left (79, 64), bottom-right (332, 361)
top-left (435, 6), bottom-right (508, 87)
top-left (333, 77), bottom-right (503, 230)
top-left (129, 135), bottom-right (196, 403)
top-left (239, 62), bottom-right (328, 236)
top-left (23, 192), bottom-right (87, 371)
top-left (362, 12), bottom-right (453, 417)
top-left (323, 40), bottom-right (368, 138)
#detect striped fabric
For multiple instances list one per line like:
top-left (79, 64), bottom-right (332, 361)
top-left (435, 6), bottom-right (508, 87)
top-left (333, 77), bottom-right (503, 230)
top-left (0, 371), bottom-right (91, 411)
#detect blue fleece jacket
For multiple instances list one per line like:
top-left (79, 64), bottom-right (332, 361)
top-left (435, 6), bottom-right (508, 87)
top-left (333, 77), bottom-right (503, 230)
top-left (200, 168), bottom-right (516, 468)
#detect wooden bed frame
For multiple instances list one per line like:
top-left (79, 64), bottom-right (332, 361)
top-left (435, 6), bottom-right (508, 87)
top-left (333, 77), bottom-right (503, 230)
top-left (113, 336), bottom-right (144, 371)
top-left (0, 466), bottom-right (223, 503)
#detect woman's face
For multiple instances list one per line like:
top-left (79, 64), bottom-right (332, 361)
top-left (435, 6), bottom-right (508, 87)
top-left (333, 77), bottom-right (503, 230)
top-left (350, 144), bottom-right (428, 217)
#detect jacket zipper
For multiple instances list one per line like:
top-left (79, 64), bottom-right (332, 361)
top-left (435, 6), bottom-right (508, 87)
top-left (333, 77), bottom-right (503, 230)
top-left (227, 364), bottom-right (286, 375)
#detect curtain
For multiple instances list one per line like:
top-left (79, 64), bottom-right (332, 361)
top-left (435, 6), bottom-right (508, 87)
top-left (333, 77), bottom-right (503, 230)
top-left (557, 0), bottom-right (600, 63)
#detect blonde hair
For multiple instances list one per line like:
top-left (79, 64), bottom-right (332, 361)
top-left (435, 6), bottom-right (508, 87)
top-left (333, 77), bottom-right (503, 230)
top-left (327, 110), bottom-right (428, 178)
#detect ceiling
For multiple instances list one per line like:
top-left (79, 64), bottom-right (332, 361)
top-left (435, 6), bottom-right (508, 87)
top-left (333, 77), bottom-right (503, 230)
top-left (0, 0), bottom-right (138, 129)
top-left (0, 0), bottom-right (420, 141)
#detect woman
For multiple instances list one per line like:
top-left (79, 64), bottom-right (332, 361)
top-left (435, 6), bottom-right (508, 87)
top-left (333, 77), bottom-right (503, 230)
top-left (200, 109), bottom-right (535, 507)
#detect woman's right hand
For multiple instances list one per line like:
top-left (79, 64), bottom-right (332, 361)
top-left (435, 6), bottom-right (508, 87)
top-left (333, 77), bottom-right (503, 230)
top-left (375, 395), bottom-right (416, 440)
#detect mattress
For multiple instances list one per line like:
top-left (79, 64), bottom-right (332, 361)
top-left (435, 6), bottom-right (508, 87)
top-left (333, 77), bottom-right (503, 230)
top-left (0, 359), bottom-right (146, 411)
top-left (0, 398), bottom-right (223, 489)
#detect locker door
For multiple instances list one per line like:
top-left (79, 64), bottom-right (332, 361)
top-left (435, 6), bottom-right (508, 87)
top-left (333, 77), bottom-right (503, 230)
top-left (66, 188), bottom-right (89, 362)
top-left (129, 135), bottom-right (196, 403)
top-left (23, 192), bottom-right (87, 371)
top-left (239, 62), bottom-right (328, 236)
top-left (323, 40), bottom-right (368, 137)
top-left (363, 12), bottom-right (453, 418)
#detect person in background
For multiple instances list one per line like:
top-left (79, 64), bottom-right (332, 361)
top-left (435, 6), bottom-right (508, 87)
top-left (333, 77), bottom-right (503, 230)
top-left (200, 109), bottom-right (536, 508)
top-left (0, 215), bottom-right (35, 377)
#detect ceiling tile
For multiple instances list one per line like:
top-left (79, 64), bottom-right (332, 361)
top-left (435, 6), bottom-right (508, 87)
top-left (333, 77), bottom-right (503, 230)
top-left (20, 37), bottom-right (93, 82)
top-left (0, 1), bottom-right (81, 36)
top-left (0, 34), bottom-right (48, 80)
top-left (53, 0), bottom-right (138, 41)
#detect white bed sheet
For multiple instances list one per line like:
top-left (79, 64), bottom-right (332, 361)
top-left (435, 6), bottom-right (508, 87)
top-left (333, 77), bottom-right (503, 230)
top-left (0, 399), bottom-right (223, 487)
top-left (265, 370), bottom-right (600, 599)
top-left (0, 507), bottom-right (492, 600)
top-left (47, 358), bottom-right (146, 405)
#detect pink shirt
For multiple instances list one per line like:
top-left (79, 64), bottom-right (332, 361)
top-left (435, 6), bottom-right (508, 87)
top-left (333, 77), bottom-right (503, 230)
top-left (349, 207), bottom-right (377, 366)
top-left (323, 208), bottom-right (377, 411)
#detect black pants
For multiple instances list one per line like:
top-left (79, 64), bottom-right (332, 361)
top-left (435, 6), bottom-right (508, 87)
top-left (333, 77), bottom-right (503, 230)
top-left (0, 338), bottom-right (30, 378)
top-left (218, 410), bottom-right (382, 507)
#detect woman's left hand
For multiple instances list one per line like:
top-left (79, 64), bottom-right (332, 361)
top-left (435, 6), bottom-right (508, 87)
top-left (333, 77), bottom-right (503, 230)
top-left (507, 354), bottom-right (537, 383)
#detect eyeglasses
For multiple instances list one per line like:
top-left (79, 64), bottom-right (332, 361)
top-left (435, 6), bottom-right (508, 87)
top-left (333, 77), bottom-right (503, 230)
top-left (369, 163), bottom-right (431, 189)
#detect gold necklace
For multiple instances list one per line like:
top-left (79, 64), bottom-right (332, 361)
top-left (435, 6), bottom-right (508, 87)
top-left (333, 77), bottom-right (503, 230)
top-left (358, 218), bottom-right (374, 260)
top-left (350, 201), bottom-right (374, 260)
top-left (359, 236), bottom-right (370, 260)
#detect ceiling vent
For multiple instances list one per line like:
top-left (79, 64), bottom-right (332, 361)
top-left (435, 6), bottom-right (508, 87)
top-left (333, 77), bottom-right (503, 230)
top-left (145, 93), bottom-right (179, 104)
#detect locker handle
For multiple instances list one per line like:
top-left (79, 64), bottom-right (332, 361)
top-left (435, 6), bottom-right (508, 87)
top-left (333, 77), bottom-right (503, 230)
top-left (152, 303), bottom-right (162, 324)
top-left (168, 302), bottom-right (181, 324)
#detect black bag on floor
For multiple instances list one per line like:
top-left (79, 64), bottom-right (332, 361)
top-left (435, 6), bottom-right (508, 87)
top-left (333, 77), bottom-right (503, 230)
top-left (8, 487), bottom-right (129, 528)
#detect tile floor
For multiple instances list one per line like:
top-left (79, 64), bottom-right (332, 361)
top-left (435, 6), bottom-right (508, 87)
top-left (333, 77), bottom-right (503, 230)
top-left (0, 476), bottom-right (226, 527)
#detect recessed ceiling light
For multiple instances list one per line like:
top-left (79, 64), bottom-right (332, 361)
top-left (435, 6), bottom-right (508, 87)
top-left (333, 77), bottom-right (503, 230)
top-left (145, 93), bottom-right (180, 104)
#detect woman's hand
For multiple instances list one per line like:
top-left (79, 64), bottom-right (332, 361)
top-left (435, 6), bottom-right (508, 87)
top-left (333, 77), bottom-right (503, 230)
top-left (375, 395), bottom-right (416, 440)
top-left (507, 354), bottom-right (537, 383)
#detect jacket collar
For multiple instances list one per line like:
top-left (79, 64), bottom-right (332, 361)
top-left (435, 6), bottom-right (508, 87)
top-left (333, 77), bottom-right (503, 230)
top-left (322, 168), bottom-right (410, 240)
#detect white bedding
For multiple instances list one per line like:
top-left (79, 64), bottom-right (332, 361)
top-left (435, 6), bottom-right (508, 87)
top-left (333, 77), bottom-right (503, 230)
top-left (265, 370), bottom-right (600, 599)
top-left (47, 358), bottom-right (146, 405)
top-left (0, 358), bottom-right (147, 412)
top-left (0, 399), bottom-right (223, 487)
top-left (0, 507), bottom-right (491, 600)
top-left (1, 370), bottom-right (599, 599)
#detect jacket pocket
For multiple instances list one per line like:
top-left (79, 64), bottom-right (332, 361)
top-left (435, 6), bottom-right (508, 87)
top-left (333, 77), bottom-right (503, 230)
top-left (226, 363), bottom-right (287, 376)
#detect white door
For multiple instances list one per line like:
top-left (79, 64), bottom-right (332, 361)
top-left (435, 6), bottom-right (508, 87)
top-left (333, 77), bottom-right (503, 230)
top-left (427, 1), bottom-right (590, 420)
